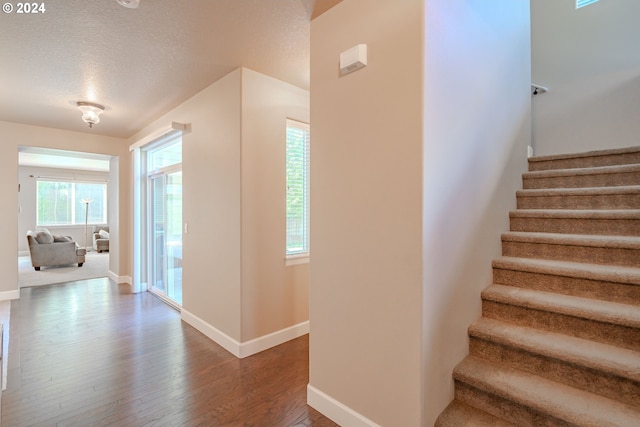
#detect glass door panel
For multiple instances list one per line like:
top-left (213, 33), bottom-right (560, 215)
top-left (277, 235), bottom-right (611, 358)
top-left (149, 175), bottom-right (166, 294)
top-left (165, 171), bottom-right (182, 304)
top-left (148, 171), bottom-right (182, 305)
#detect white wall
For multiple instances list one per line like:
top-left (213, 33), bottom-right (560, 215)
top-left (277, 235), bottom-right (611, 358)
top-left (131, 69), bottom-right (244, 341)
top-left (532, 0), bottom-right (640, 156)
top-left (310, 1), bottom-right (425, 425)
top-left (240, 68), bottom-right (310, 341)
top-left (0, 121), bottom-right (130, 298)
top-left (129, 67), bottom-right (311, 352)
top-left (422, 0), bottom-right (531, 423)
top-left (108, 157), bottom-right (120, 275)
top-left (18, 165), bottom-right (109, 253)
top-left (310, 0), bottom-right (531, 425)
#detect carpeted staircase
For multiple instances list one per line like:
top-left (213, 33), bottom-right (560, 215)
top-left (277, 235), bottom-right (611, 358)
top-left (435, 146), bottom-right (640, 426)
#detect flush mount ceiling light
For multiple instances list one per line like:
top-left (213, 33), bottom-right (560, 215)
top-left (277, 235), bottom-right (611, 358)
top-left (117, 0), bottom-right (140, 8)
top-left (76, 101), bottom-right (105, 128)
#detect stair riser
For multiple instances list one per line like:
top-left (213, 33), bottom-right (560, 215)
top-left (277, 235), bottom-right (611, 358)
top-left (502, 241), bottom-right (640, 267)
top-left (493, 267), bottom-right (640, 305)
top-left (482, 300), bottom-right (640, 351)
top-left (516, 193), bottom-right (640, 210)
top-left (439, 146), bottom-right (640, 424)
top-left (523, 171), bottom-right (640, 189)
top-left (454, 381), bottom-right (570, 427)
top-left (469, 337), bottom-right (640, 408)
top-left (509, 217), bottom-right (640, 236)
top-left (435, 401), bottom-right (518, 427)
top-left (529, 152), bottom-right (640, 172)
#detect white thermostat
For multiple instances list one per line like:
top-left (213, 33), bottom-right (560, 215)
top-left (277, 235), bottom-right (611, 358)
top-left (340, 44), bottom-right (367, 75)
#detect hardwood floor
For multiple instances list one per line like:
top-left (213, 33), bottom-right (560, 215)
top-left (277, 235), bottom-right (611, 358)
top-left (1, 278), bottom-right (337, 427)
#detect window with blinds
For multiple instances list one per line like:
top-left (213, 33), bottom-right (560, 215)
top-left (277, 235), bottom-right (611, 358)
top-left (285, 119), bottom-right (310, 256)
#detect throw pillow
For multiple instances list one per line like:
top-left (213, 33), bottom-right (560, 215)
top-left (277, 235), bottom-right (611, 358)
top-left (53, 235), bottom-right (73, 242)
top-left (35, 229), bottom-right (54, 244)
top-left (98, 229), bottom-right (110, 239)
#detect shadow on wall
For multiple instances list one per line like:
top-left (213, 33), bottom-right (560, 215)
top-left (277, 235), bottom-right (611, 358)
top-left (421, 115), bottom-right (530, 424)
top-left (533, 73), bottom-right (640, 155)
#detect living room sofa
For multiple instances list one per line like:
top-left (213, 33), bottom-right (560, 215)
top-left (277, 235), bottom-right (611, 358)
top-left (26, 229), bottom-right (86, 271)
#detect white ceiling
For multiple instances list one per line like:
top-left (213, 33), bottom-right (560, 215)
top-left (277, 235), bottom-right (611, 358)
top-left (1, 0), bottom-right (339, 139)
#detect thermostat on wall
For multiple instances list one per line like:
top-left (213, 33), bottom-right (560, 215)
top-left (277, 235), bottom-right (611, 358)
top-left (340, 44), bottom-right (367, 75)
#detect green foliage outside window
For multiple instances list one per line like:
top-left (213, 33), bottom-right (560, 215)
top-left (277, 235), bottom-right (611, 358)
top-left (37, 180), bottom-right (107, 226)
top-left (286, 121), bottom-right (310, 255)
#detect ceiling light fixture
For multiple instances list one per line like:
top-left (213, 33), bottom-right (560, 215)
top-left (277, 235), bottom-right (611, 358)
top-left (76, 101), bottom-right (105, 128)
top-left (117, 0), bottom-right (140, 8)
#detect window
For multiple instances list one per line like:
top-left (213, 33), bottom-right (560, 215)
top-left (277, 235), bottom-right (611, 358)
top-left (286, 119), bottom-right (310, 257)
top-left (37, 180), bottom-right (107, 226)
top-left (148, 141), bottom-right (182, 171)
top-left (576, 0), bottom-right (599, 9)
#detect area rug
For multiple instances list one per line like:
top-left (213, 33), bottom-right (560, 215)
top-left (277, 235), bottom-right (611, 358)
top-left (18, 252), bottom-right (110, 288)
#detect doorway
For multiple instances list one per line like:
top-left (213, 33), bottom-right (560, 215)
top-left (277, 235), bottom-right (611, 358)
top-left (17, 147), bottom-right (115, 287)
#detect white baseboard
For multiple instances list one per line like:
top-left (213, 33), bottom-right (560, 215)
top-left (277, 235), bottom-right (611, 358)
top-left (0, 290), bottom-right (20, 301)
top-left (181, 309), bottom-right (309, 359)
top-left (238, 320), bottom-right (309, 358)
top-left (181, 309), bottom-right (241, 356)
top-left (18, 250), bottom-right (29, 257)
top-left (108, 271), bottom-right (131, 285)
top-left (307, 384), bottom-right (381, 427)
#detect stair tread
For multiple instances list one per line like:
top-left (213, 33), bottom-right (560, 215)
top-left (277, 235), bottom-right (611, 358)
top-left (529, 146), bottom-right (640, 164)
top-left (454, 356), bottom-right (640, 426)
top-left (493, 256), bottom-right (640, 285)
top-left (444, 147), bottom-right (640, 424)
top-left (469, 318), bottom-right (640, 381)
top-left (436, 400), bottom-right (517, 427)
top-left (523, 163), bottom-right (640, 178)
top-left (502, 231), bottom-right (640, 248)
top-left (510, 209), bottom-right (640, 218)
top-left (482, 284), bottom-right (640, 328)
top-left (517, 185), bottom-right (640, 197)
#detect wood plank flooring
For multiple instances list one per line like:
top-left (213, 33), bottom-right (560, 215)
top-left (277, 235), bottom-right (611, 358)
top-left (1, 278), bottom-right (337, 427)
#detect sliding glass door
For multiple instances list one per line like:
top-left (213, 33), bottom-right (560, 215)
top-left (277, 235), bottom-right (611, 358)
top-left (146, 139), bottom-right (182, 306)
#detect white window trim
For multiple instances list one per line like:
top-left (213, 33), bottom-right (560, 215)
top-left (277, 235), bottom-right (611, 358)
top-left (285, 253), bottom-right (310, 266)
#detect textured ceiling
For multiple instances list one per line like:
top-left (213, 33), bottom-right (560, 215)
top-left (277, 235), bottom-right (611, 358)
top-left (1, 0), bottom-right (339, 139)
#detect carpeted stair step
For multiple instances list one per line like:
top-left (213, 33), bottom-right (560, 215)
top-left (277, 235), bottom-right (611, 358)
top-left (528, 146), bottom-right (640, 172)
top-left (435, 399), bottom-right (517, 427)
top-left (509, 209), bottom-right (640, 236)
top-left (452, 356), bottom-right (640, 426)
top-left (481, 284), bottom-right (640, 351)
top-left (516, 185), bottom-right (640, 210)
top-left (501, 232), bottom-right (640, 267)
top-left (437, 146), bottom-right (640, 425)
top-left (468, 318), bottom-right (640, 407)
top-left (522, 164), bottom-right (640, 189)
top-left (492, 257), bottom-right (640, 304)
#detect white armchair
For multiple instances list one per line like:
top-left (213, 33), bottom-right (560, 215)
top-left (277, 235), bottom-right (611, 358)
top-left (93, 226), bottom-right (110, 253)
